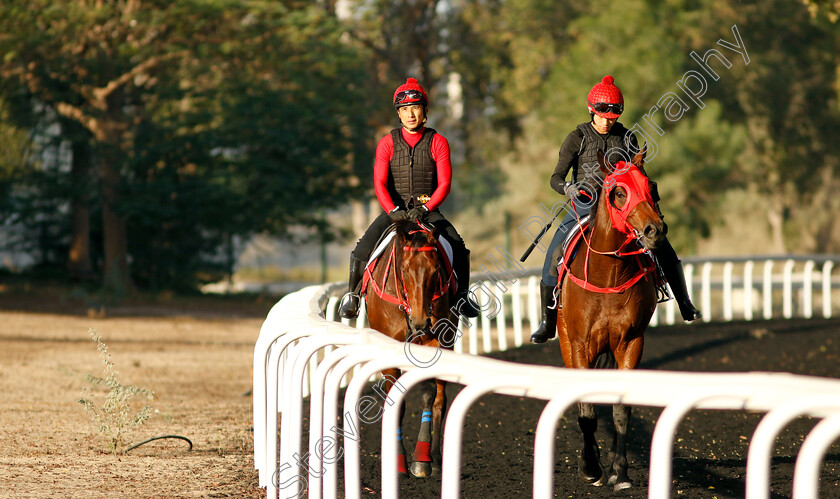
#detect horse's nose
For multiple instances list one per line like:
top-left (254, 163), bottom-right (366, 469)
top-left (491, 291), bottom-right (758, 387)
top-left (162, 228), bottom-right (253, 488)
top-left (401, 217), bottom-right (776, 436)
top-left (643, 222), bottom-right (665, 250)
top-left (410, 316), bottom-right (432, 333)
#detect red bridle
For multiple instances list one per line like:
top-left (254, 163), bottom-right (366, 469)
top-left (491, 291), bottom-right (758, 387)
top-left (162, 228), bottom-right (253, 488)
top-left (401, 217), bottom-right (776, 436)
top-left (561, 162), bottom-right (658, 294)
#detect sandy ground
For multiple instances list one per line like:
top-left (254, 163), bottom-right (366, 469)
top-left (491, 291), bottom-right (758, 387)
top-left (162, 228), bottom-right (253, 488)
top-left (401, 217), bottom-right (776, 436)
top-left (0, 300), bottom-right (267, 499)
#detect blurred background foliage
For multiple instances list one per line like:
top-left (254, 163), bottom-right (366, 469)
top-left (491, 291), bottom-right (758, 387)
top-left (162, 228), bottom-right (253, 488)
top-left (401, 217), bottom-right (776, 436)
top-left (0, 0), bottom-right (838, 292)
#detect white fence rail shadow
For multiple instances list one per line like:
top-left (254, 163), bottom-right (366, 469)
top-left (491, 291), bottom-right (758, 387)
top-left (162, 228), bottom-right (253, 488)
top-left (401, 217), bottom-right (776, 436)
top-left (254, 255), bottom-right (840, 499)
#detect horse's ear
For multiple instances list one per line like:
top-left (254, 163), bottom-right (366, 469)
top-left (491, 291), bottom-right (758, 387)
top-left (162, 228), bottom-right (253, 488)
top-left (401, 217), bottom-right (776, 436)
top-left (632, 145), bottom-right (647, 168)
top-left (597, 149), bottom-right (610, 176)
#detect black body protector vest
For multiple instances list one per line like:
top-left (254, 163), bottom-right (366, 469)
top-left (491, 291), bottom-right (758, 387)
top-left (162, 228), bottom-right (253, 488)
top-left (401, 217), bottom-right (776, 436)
top-left (574, 121), bottom-right (631, 188)
top-left (574, 121), bottom-right (658, 205)
top-left (387, 127), bottom-right (438, 209)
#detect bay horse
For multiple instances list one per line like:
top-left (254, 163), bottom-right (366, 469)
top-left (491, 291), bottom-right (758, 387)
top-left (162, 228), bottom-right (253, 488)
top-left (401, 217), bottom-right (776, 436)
top-left (363, 219), bottom-right (457, 478)
top-left (557, 148), bottom-right (664, 490)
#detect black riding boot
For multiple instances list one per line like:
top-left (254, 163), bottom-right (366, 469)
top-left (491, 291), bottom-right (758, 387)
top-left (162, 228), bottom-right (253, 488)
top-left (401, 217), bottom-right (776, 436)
top-left (453, 249), bottom-right (480, 318)
top-left (338, 253), bottom-right (366, 319)
top-left (530, 281), bottom-right (558, 343)
top-left (655, 243), bottom-right (701, 322)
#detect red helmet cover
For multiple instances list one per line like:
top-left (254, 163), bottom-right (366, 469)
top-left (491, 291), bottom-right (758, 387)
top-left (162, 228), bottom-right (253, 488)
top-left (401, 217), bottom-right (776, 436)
top-left (587, 75), bottom-right (624, 118)
top-left (393, 78), bottom-right (429, 109)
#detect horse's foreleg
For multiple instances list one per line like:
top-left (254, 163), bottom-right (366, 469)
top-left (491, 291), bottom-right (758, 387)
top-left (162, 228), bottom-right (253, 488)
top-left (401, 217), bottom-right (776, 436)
top-left (409, 378), bottom-right (437, 478)
top-left (577, 402), bottom-right (603, 484)
top-left (429, 379), bottom-right (447, 476)
top-left (607, 403), bottom-right (632, 490)
top-left (381, 368), bottom-right (409, 475)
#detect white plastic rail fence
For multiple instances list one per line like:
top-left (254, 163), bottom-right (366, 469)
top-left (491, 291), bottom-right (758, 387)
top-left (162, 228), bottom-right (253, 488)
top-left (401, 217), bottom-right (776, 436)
top-left (254, 255), bottom-right (840, 499)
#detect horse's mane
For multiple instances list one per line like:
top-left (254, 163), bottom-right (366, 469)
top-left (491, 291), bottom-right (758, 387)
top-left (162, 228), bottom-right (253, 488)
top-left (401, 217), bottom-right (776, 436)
top-left (393, 220), bottom-right (436, 247)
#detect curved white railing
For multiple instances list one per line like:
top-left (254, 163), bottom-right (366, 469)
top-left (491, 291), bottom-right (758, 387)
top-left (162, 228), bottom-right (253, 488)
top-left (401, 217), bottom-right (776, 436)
top-left (328, 255), bottom-right (840, 356)
top-left (254, 255), bottom-right (840, 499)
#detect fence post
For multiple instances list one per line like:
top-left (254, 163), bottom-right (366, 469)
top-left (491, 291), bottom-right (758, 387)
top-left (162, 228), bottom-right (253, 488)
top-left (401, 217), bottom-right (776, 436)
top-left (783, 259), bottom-right (795, 319)
top-left (495, 285), bottom-right (507, 352)
top-left (763, 261), bottom-right (774, 319)
top-left (744, 260), bottom-right (754, 321)
top-left (512, 280), bottom-right (523, 347)
top-left (326, 296), bottom-right (339, 322)
top-left (528, 275), bottom-right (539, 334)
top-left (480, 286), bottom-right (493, 353)
top-left (469, 306), bottom-right (479, 355)
top-left (683, 263), bottom-right (694, 326)
top-left (701, 262), bottom-right (713, 322)
top-left (723, 261), bottom-right (734, 321)
top-left (803, 260), bottom-right (815, 319)
top-left (454, 316), bottom-right (466, 354)
top-left (823, 261), bottom-right (835, 319)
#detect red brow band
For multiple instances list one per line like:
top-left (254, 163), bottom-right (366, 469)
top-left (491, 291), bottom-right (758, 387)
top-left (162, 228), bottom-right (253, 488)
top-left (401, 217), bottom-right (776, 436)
top-left (403, 246), bottom-right (436, 251)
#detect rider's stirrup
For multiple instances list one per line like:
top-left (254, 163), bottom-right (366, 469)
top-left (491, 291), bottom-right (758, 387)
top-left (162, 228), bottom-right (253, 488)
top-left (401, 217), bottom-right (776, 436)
top-left (338, 292), bottom-right (361, 319)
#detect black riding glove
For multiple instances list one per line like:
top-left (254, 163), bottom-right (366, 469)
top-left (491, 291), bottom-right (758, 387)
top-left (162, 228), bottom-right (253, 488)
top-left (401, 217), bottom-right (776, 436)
top-left (406, 205), bottom-right (429, 221)
top-left (388, 209), bottom-right (409, 222)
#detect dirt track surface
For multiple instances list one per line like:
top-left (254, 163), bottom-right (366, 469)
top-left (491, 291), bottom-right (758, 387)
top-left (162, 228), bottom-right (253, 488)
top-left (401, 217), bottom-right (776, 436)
top-left (342, 318), bottom-right (840, 499)
top-left (2, 289), bottom-right (840, 498)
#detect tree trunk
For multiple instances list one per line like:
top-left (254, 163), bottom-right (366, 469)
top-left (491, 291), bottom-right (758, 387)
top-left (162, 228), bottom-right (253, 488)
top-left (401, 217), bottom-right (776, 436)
top-left (101, 153), bottom-right (132, 294)
top-left (767, 202), bottom-right (786, 254)
top-left (67, 136), bottom-right (94, 280)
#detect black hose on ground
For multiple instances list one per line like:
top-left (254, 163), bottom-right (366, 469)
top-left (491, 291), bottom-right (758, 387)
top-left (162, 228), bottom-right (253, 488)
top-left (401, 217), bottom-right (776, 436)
top-left (124, 435), bottom-right (193, 453)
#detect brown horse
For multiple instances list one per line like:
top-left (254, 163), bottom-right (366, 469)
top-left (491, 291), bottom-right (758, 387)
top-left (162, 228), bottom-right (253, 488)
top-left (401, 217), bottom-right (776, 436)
top-left (557, 148), bottom-right (664, 490)
top-left (363, 219), bottom-right (456, 478)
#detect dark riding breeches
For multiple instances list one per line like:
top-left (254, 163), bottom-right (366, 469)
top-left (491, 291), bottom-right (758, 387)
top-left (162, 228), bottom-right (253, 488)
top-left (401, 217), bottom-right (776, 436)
top-left (351, 212), bottom-right (394, 261)
top-left (351, 210), bottom-right (469, 292)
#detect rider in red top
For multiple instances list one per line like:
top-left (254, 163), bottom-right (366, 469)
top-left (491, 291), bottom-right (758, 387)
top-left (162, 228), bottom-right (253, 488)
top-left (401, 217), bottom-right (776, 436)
top-left (339, 78), bottom-right (480, 319)
top-left (373, 128), bottom-right (452, 213)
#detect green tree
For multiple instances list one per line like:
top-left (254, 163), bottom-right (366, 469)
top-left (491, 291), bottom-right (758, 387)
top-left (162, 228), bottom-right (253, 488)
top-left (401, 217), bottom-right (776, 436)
top-left (674, 0), bottom-right (840, 252)
top-left (0, 1), bottom-right (374, 290)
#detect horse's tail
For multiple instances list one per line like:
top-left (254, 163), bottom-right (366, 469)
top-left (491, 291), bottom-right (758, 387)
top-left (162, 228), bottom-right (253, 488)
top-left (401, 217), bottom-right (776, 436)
top-left (594, 351), bottom-right (617, 369)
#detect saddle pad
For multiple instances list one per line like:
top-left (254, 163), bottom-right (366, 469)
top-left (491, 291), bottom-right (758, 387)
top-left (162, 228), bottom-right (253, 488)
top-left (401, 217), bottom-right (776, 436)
top-left (368, 231), bottom-right (397, 264)
top-left (365, 228), bottom-right (455, 280)
top-left (560, 215), bottom-right (589, 258)
top-left (556, 225), bottom-right (587, 296)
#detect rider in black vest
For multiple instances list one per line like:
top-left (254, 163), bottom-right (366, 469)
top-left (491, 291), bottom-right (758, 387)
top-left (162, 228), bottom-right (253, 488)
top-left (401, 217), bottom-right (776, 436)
top-left (338, 78), bottom-right (480, 319)
top-left (530, 76), bottom-right (701, 343)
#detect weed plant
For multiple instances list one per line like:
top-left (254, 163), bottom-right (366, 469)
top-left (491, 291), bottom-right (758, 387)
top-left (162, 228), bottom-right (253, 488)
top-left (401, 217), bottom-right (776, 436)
top-left (78, 328), bottom-right (155, 454)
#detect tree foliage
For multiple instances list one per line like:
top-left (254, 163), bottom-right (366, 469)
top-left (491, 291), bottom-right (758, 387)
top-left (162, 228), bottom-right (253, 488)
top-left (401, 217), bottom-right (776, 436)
top-left (0, 1), bottom-right (373, 290)
top-left (1, 0), bottom-right (839, 291)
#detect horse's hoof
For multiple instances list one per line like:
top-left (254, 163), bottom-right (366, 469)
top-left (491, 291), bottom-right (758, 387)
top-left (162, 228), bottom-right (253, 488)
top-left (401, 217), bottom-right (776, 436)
top-left (607, 474), bottom-right (632, 490)
top-left (578, 468), bottom-right (603, 484)
top-left (578, 457), bottom-right (602, 484)
top-left (614, 481), bottom-right (632, 491)
top-left (409, 461), bottom-right (433, 478)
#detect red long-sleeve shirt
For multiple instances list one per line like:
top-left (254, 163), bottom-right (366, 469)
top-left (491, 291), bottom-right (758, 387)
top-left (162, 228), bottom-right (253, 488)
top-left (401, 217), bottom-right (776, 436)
top-left (373, 127), bottom-right (452, 213)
